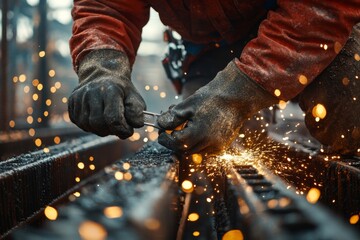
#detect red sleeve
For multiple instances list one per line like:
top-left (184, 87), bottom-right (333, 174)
top-left (236, 1), bottom-right (360, 100)
top-left (70, 0), bottom-right (150, 71)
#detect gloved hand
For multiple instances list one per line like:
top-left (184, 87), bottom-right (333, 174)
top-left (68, 49), bottom-right (146, 139)
top-left (298, 23), bottom-right (360, 155)
top-left (157, 60), bottom-right (278, 155)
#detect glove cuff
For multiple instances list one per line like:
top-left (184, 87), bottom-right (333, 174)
top-left (217, 59), bottom-right (278, 116)
top-left (77, 49), bottom-right (131, 85)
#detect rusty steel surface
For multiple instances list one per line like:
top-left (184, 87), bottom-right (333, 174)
top-left (10, 142), bottom-right (360, 240)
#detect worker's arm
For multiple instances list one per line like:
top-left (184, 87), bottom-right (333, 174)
top-left (237, 0), bottom-right (360, 100)
top-left (70, 0), bottom-right (150, 69)
top-left (68, 1), bottom-right (150, 138)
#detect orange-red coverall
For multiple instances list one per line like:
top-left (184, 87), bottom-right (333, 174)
top-left (70, 0), bottom-right (360, 101)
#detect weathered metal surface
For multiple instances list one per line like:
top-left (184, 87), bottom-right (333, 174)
top-left (226, 164), bottom-right (359, 239)
top-left (0, 135), bottom-right (128, 238)
top-left (10, 142), bottom-right (360, 239)
top-left (12, 143), bottom-right (178, 240)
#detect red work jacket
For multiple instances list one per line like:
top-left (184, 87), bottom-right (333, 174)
top-left (70, 0), bottom-right (360, 100)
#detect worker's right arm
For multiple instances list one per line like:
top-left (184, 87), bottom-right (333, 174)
top-left (68, 0), bottom-right (150, 138)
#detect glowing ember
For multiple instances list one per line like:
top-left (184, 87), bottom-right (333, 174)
top-left (349, 214), bottom-right (359, 224)
top-left (278, 100), bottom-right (287, 110)
top-left (274, 89), bottom-right (281, 97)
top-left (354, 53), bottom-right (360, 61)
top-left (334, 41), bottom-right (342, 53)
top-left (124, 172), bottom-right (132, 181)
top-left (312, 104), bottom-right (327, 119)
top-left (9, 120), bottom-right (15, 128)
top-left (306, 188), bottom-right (321, 204)
top-left (44, 206), bottom-right (58, 221)
top-left (188, 213), bottom-right (199, 222)
top-left (222, 229), bottom-right (244, 240)
top-left (78, 162), bottom-right (85, 169)
top-left (123, 162), bottom-right (131, 170)
top-left (39, 51), bottom-right (46, 57)
top-left (144, 218), bottom-right (160, 230)
top-left (181, 180), bottom-right (194, 193)
top-left (115, 171), bottom-right (124, 180)
top-left (103, 206), bottom-right (123, 219)
top-left (192, 154), bottom-right (202, 164)
top-left (35, 138), bottom-right (42, 147)
top-left (54, 136), bottom-right (61, 144)
top-left (298, 75), bottom-right (308, 85)
top-left (78, 221), bottom-right (107, 240)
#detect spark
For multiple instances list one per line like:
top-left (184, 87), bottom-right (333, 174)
top-left (188, 213), bottom-right (199, 221)
top-left (144, 218), bottom-right (160, 230)
top-left (349, 214), bottom-right (359, 224)
top-left (44, 206), bottom-right (58, 221)
top-left (298, 75), bottom-right (308, 85)
top-left (181, 180), bottom-right (194, 193)
top-left (78, 221), bottom-right (107, 240)
top-left (9, 120), bottom-right (15, 128)
top-left (354, 53), bottom-right (360, 61)
top-left (222, 230), bottom-right (244, 240)
top-left (39, 51), bottom-right (46, 57)
top-left (306, 187), bottom-right (321, 203)
top-left (123, 162), bottom-right (131, 170)
top-left (77, 162), bottom-right (85, 169)
top-left (35, 138), bottom-right (42, 147)
top-left (274, 89), bottom-right (281, 97)
top-left (115, 171), bottom-right (124, 180)
top-left (19, 74), bottom-right (27, 82)
top-left (104, 206), bottom-right (123, 219)
top-left (49, 70), bottom-right (56, 77)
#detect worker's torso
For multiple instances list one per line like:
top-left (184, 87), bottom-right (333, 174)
top-left (149, 0), bottom-right (273, 43)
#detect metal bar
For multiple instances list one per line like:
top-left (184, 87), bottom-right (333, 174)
top-left (143, 111), bottom-right (161, 129)
top-left (1, 0), bottom-right (9, 132)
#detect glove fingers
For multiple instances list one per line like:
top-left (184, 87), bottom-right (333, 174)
top-left (157, 101), bottom-right (194, 129)
top-left (124, 90), bottom-right (146, 128)
top-left (104, 88), bottom-right (133, 139)
top-left (88, 96), bottom-right (111, 137)
top-left (76, 91), bottom-right (92, 132)
top-left (158, 122), bottom-right (200, 152)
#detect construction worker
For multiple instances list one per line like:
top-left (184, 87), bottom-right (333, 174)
top-left (68, 1), bottom-right (360, 156)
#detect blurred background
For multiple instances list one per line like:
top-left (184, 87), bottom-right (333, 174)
top-left (0, 0), bottom-right (181, 154)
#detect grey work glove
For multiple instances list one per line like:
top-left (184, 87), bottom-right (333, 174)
top-left (157, 60), bottom-right (278, 155)
top-left (299, 23), bottom-right (360, 155)
top-left (68, 49), bottom-right (146, 139)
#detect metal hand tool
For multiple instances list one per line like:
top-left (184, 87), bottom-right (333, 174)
top-left (143, 111), bottom-right (188, 133)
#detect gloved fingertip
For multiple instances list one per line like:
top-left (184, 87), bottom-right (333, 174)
top-left (158, 132), bottom-right (177, 151)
